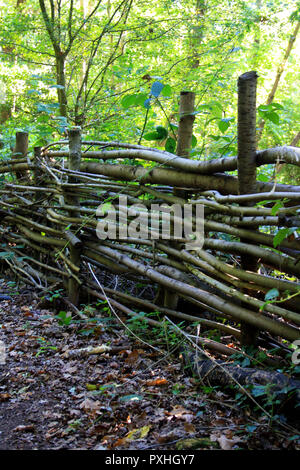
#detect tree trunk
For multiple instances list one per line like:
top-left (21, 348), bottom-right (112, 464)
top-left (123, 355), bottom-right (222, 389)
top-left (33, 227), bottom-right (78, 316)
top-left (55, 53), bottom-right (68, 118)
top-left (257, 21), bottom-right (300, 142)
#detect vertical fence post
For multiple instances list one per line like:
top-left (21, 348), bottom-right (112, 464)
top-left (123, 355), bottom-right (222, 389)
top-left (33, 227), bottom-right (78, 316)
top-left (13, 131), bottom-right (29, 182)
top-left (33, 147), bottom-right (43, 184)
top-left (237, 71), bottom-right (259, 347)
top-left (66, 126), bottom-right (82, 306)
top-left (162, 91), bottom-right (196, 310)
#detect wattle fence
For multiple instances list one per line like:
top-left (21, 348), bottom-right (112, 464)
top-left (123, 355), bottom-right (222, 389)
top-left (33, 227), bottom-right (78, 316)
top-left (0, 73), bottom-right (300, 350)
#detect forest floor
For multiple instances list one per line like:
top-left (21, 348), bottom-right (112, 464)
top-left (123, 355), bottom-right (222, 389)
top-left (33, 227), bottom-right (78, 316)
top-left (0, 280), bottom-right (299, 451)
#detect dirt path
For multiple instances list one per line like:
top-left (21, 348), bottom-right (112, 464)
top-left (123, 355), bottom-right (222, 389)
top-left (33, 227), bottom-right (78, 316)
top-left (0, 289), bottom-right (299, 450)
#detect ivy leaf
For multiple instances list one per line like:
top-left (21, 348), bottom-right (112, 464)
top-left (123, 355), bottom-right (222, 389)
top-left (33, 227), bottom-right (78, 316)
top-left (150, 81), bottom-right (164, 98)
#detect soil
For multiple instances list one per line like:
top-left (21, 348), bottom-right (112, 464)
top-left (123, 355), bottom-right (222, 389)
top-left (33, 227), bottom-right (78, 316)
top-left (0, 284), bottom-right (299, 451)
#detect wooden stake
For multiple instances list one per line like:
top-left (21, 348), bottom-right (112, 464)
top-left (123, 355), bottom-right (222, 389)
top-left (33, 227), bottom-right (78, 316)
top-left (66, 127), bottom-right (82, 306)
top-left (237, 71), bottom-right (260, 347)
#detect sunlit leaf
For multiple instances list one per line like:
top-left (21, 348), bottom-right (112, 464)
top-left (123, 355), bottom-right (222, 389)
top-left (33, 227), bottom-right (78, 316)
top-left (150, 81), bottom-right (164, 97)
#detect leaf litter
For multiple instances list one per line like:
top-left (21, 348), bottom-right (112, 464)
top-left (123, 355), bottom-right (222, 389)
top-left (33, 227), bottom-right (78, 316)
top-left (0, 285), bottom-right (299, 450)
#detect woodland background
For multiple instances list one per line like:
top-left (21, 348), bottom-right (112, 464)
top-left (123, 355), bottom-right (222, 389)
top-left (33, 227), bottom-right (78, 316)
top-left (0, 0), bottom-right (299, 181)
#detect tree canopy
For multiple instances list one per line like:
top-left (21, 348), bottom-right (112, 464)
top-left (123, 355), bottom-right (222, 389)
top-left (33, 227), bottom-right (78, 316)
top-left (0, 0), bottom-right (299, 178)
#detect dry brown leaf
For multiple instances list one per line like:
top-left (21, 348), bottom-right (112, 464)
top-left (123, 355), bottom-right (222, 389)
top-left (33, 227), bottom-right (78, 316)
top-left (184, 422), bottom-right (196, 434)
top-left (79, 398), bottom-right (101, 411)
top-left (13, 424), bottom-right (35, 433)
top-left (125, 350), bottom-right (140, 365)
top-left (217, 435), bottom-right (241, 450)
top-left (146, 378), bottom-right (168, 386)
top-left (168, 405), bottom-right (194, 422)
top-left (0, 393), bottom-right (11, 401)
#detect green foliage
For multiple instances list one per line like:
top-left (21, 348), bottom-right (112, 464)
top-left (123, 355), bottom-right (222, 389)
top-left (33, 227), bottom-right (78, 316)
top-left (35, 337), bottom-right (58, 357)
top-left (0, 0), bottom-right (298, 160)
top-left (56, 311), bottom-right (73, 326)
top-left (273, 227), bottom-right (299, 248)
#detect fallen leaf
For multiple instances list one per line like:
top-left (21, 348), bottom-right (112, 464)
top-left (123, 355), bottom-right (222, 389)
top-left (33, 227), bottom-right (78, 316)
top-left (0, 393), bottom-right (11, 401)
top-left (184, 422), bottom-right (196, 433)
top-left (86, 383), bottom-right (98, 391)
top-left (125, 350), bottom-right (140, 365)
top-left (217, 435), bottom-right (241, 450)
top-left (168, 405), bottom-right (194, 422)
top-left (79, 398), bottom-right (101, 411)
top-left (13, 425), bottom-right (35, 433)
top-left (146, 378), bottom-right (168, 386)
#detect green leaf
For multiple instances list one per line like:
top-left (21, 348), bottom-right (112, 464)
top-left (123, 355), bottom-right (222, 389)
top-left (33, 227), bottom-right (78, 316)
top-left (191, 134), bottom-right (197, 148)
top-left (27, 89), bottom-right (42, 95)
top-left (144, 98), bottom-right (151, 109)
top-left (49, 84), bottom-right (65, 89)
top-left (271, 200), bottom-right (284, 215)
top-left (257, 173), bottom-right (269, 182)
top-left (273, 227), bottom-right (298, 248)
top-left (135, 93), bottom-right (148, 106)
top-left (144, 126), bottom-right (168, 141)
top-left (165, 137), bottom-right (176, 153)
top-left (121, 94), bottom-right (137, 109)
top-left (119, 394), bottom-right (144, 402)
top-left (155, 126), bottom-right (168, 139)
top-left (266, 111), bottom-right (280, 125)
top-left (218, 120), bottom-right (230, 133)
top-left (251, 385), bottom-right (267, 397)
top-left (150, 81), bottom-right (164, 97)
top-left (161, 84), bottom-right (172, 97)
top-left (0, 252), bottom-right (13, 259)
top-left (264, 288), bottom-right (279, 301)
top-left (143, 131), bottom-right (161, 140)
top-left (218, 117), bottom-right (234, 133)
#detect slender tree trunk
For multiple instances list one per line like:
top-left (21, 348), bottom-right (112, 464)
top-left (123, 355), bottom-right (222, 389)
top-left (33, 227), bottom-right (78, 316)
top-left (290, 131), bottom-right (300, 147)
top-left (252, 0), bottom-right (261, 69)
top-left (55, 52), bottom-right (68, 118)
top-left (257, 21), bottom-right (300, 142)
top-left (190, 0), bottom-right (206, 69)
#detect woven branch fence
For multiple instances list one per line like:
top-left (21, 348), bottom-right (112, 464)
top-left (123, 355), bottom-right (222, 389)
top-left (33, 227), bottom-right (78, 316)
top-left (0, 73), bottom-right (300, 350)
